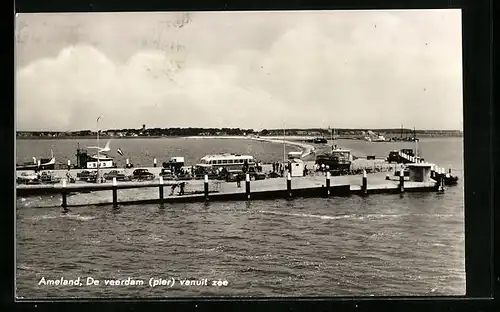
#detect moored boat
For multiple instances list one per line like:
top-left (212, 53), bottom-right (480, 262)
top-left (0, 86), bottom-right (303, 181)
top-left (315, 148), bottom-right (352, 175)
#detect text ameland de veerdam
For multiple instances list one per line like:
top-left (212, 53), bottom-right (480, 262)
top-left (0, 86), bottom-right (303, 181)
top-left (37, 276), bottom-right (229, 288)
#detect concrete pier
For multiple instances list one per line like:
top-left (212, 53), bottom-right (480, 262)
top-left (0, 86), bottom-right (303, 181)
top-left (17, 171), bottom-right (439, 208)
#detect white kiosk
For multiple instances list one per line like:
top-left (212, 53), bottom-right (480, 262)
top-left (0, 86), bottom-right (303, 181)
top-left (290, 158), bottom-right (304, 177)
top-left (406, 163), bottom-right (433, 182)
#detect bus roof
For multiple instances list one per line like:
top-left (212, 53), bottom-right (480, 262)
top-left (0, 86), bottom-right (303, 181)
top-left (201, 154), bottom-right (254, 160)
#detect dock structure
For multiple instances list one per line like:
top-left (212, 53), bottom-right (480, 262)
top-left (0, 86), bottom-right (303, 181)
top-left (17, 169), bottom-right (442, 209)
top-left (16, 149), bottom-right (460, 209)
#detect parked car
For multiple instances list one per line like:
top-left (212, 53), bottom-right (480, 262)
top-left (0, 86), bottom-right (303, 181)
top-left (247, 166), bottom-right (266, 180)
top-left (225, 170), bottom-right (243, 182)
top-left (17, 172), bottom-right (40, 184)
top-left (103, 170), bottom-right (128, 181)
top-left (132, 169), bottom-right (154, 180)
top-left (39, 172), bottom-right (61, 184)
top-left (159, 168), bottom-right (175, 180)
top-left (77, 170), bottom-right (92, 179)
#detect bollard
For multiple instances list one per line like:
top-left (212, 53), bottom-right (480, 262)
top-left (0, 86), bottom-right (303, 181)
top-left (438, 168), bottom-right (445, 192)
top-left (112, 177), bottom-right (118, 208)
top-left (287, 172), bottom-right (292, 198)
top-left (154, 158), bottom-right (157, 168)
top-left (61, 179), bottom-right (68, 212)
top-left (67, 159), bottom-right (71, 170)
top-left (326, 171), bottom-right (331, 196)
top-left (159, 176), bottom-right (164, 204)
top-left (204, 174), bottom-right (209, 201)
top-left (399, 166), bottom-right (405, 193)
top-left (362, 169), bottom-right (368, 194)
top-left (245, 173), bottom-right (251, 199)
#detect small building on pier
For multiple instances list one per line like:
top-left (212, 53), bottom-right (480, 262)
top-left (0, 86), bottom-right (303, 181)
top-left (406, 163), bottom-right (433, 182)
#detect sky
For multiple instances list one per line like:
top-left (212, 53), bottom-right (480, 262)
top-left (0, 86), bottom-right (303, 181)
top-left (15, 10), bottom-right (463, 131)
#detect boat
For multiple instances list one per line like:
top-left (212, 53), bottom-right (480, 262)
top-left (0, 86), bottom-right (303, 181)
top-left (386, 149), bottom-right (416, 163)
top-left (16, 150), bottom-right (56, 171)
top-left (315, 148), bottom-right (352, 175)
top-left (16, 157), bottom-right (56, 171)
top-left (75, 143), bottom-right (117, 169)
top-left (313, 137), bottom-right (328, 144)
top-left (364, 130), bottom-right (388, 142)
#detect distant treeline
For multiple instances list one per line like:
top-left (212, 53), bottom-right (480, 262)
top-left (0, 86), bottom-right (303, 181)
top-left (17, 127), bottom-right (462, 138)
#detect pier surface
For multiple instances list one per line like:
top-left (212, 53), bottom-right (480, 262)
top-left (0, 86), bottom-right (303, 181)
top-left (17, 170), bottom-right (437, 208)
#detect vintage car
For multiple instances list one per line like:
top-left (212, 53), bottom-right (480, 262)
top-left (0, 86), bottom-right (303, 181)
top-left (77, 170), bottom-right (92, 179)
top-left (17, 172), bottom-right (40, 184)
top-left (159, 168), bottom-right (175, 180)
top-left (39, 172), bottom-right (61, 184)
top-left (103, 170), bottom-right (128, 181)
top-left (132, 169), bottom-right (154, 180)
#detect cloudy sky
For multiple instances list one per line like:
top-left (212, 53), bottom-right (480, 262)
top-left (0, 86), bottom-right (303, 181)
top-left (15, 10), bottom-right (463, 131)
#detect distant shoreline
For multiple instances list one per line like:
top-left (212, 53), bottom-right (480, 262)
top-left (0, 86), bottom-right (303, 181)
top-left (16, 134), bottom-right (463, 140)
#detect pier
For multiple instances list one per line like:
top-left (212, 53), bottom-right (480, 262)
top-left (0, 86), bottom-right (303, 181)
top-left (17, 166), bottom-right (446, 209)
top-left (16, 141), bottom-right (459, 210)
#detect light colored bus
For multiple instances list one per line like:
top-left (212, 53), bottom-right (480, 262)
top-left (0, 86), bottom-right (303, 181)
top-left (196, 153), bottom-right (256, 170)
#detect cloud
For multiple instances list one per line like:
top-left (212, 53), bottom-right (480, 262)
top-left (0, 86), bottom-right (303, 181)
top-left (15, 44), bottom-right (286, 131)
top-left (15, 10), bottom-right (463, 131)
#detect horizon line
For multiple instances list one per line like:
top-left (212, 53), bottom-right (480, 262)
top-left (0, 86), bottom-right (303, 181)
top-left (16, 127), bottom-right (464, 132)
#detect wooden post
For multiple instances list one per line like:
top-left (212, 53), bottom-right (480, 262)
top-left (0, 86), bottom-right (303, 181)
top-left (204, 174), bottom-right (209, 201)
top-left (325, 171), bottom-right (330, 196)
top-left (159, 176), bottom-right (164, 204)
top-left (362, 169), bottom-right (368, 194)
top-left (154, 158), bottom-right (157, 168)
top-left (112, 177), bottom-right (118, 208)
top-left (61, 179), bottom-right (68, 212)
top-left (67, 159), bottom-right (71, 170)
top-left (245, 173), bottom-right (251, 199)
top-left (438, 168), bottom-right (445, 193)
top-left (399, 166), bottom-right (405, 193)
top-left (287, 172), bottom-right (292, 198)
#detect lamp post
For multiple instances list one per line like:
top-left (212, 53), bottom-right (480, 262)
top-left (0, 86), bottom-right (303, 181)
top-left (97, 116), bottom-right (102, 183)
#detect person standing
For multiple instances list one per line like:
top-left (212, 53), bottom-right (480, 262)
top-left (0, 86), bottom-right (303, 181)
top-left (236, 174), bottom-right (241, 187)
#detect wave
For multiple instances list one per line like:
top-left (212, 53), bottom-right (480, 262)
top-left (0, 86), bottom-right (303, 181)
top-left (259, 210), bottom-right (357, 220)
top-left (62, 214), bottom-right (96, 221)
top-left (30, 213), bottom-right (95, 221)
